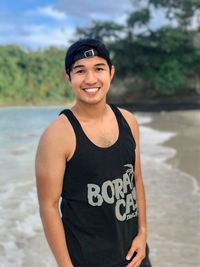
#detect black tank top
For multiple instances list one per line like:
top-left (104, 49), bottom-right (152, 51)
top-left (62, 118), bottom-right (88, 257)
top-left (59, 104), bottom-right (138, 267)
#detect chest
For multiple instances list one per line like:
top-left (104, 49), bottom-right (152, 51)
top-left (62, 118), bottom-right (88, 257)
top-left (80, 118), bottom-right (119, 148)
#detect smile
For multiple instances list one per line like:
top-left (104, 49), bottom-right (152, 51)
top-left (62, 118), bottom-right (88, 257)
top-left (83, 88), bottom-right (100, 93)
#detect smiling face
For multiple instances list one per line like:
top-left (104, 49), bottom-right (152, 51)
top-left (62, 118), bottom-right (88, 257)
top-left (65, 56), bottom-right (115, 105)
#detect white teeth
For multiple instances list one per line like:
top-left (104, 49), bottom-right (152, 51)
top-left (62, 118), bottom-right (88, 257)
top-left (84, 88), bottom-right (99, 92)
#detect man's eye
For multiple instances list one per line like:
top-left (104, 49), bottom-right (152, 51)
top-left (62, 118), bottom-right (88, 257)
top-left (75, 69), bottom-right (84, 74)
top-left (96, 67), bottom-right (104, 71)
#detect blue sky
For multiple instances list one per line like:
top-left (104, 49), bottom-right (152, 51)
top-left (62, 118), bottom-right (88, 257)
top-left (0, 0), bottom-right (170, 50)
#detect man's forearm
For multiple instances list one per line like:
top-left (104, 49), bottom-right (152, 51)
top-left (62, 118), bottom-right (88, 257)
top-left (125, 175), bottom-right (147, 264)
top-left (135, 176), bottom-right (147, 238)
top-left (40, 205), bottom-right (73, 267)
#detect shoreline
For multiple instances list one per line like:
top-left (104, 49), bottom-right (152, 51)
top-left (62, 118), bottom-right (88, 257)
top-left (0, 100), bottom-right (76, 108)
top-left (1, 101), bottom-right (200, 111)
top-left (143, 110), bottom-right (200, 189)
top-left (118, 102), bottom-right (200, 112)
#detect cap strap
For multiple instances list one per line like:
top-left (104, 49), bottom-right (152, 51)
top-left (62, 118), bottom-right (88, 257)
top-left (73, 49), bottom-right (98, 62)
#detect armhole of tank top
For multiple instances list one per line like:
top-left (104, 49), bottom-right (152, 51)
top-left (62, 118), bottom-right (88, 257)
top-left (113, 105), bottom-right (137, 149)
top-left (59, 109), bottom-right (79, 163)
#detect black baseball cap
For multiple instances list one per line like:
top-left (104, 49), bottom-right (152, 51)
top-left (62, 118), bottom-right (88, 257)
top-left (65, 38), bottom-right (112, 74)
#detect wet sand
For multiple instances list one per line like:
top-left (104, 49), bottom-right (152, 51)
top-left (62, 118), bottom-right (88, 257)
top-left (145, 110), bottom-right (200, 187)
top-left (139, 109), bottom-right (200, 267)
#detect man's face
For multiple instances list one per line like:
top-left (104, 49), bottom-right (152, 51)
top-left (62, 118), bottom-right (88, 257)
top-left (65, 56), bottom-right (115, 105)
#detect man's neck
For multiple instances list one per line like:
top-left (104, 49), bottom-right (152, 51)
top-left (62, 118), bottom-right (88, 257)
top-left (71, 100), bottom-right (109, 121)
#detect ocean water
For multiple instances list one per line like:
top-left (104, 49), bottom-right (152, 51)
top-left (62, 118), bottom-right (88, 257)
top-left (0, 106), bottom-right (199, 267)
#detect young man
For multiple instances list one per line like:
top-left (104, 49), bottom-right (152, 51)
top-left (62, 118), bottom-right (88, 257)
top-left (35, 38), bottom-right (151, 267)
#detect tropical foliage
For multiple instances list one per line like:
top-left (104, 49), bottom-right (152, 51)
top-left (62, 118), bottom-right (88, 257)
top-left (0, 45), bottom-right (74, 105)
top-left (1, 0), bottom-right (200, 105)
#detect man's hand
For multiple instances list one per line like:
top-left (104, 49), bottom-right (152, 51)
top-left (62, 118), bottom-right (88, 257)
top-left (126, 232), bottom-right (146, 267)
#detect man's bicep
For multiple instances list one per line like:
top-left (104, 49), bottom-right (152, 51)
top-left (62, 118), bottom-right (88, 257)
top-left (35, 127), bottom-right (66, 208)
top-left (132, 117), bottom-right (142, 180)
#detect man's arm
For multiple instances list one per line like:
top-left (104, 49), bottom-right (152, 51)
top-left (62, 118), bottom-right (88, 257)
top-left (119, 108), bottom-right (147, 267)
top-left (35, 119), bottom-right (74, 267)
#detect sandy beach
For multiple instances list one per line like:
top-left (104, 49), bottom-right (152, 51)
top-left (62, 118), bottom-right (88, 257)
top-left (146, 110), bottom-right (200, 187)
top-left (138, 109), bottom-right (200, 267)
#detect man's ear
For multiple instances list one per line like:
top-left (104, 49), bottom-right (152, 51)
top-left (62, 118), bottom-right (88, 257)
top-left (64, 72), bottom-right (71, 86)
top-left (110, 65), bottom-right (115, 81)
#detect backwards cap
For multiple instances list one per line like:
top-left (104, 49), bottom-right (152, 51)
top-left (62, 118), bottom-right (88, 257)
top-left (65, 38), bottom-right (112, 73)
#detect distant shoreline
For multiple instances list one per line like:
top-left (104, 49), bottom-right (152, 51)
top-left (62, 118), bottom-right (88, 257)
top-left (0, 100), bottom-right (76, 108)
top-left (117, 102), bottom-right (200, 112)
top-left (1, 101), bottom-right (200, 111)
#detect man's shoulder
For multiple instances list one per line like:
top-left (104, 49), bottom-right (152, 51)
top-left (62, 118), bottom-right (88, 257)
top-left (39, 112), bottom-right (74, 151)
top-left (116, 106), bottom-right (138, 125)
top-left (43, 113), bottom-right (71, 136)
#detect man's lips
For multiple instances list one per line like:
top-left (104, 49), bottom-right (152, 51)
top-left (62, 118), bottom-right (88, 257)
top-left (82, 87), bottom-right (100, 94)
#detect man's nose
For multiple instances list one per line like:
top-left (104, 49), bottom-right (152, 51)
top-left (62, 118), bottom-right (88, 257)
top-left (84, 70), bottom-right (97, 84)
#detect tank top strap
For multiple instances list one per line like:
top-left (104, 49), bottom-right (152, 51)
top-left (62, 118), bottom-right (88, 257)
top-left (59, 109), bottom-right (81, 138)
top-left (109, 103), bottom-right (129, 129)
top-left (108, 103), bottom-right (121, 119)
top-left (109, 104), bottom-right (136, 148)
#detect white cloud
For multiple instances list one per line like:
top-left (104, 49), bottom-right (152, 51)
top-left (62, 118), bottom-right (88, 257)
top-left (56, 0), bottom-right (132, 23)
top-left (0, 22), bottom-right (75, 49)
top-left (150, 8), bottom-right (172, 30)
top-left (21, 24), bottom-right (75, 48)
top-left (190, 11), bottom-right (200, 30)
top-left (37, 5), bottom-right (67, 20)
top-left (117, 14), bottom-right (129, 25)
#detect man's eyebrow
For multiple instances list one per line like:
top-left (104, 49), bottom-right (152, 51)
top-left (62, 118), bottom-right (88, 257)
top-left (73, 64), bottom-right (84, 70)
top-left (95, 63), bottom-right (106, 67)
top-left (73, 63), bottom-right (107, 70)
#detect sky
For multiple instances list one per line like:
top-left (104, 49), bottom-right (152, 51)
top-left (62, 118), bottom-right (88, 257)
top-left (0, 0), bottom-right (170, 50)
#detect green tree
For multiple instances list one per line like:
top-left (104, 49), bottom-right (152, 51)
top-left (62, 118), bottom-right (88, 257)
top-left (127, 8), bottom-right (151, 38)
top-left (132, 0), bottom-right (200, 31)
top-left (76, 21), bottom-right (124, 41)
top-left (0, 45), bottom-right (74, 105)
